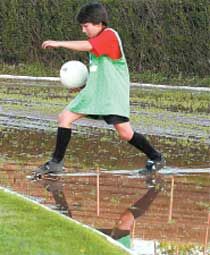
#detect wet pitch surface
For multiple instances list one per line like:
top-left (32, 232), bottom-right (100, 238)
top-left (0, 80), bottom-right (209, 253)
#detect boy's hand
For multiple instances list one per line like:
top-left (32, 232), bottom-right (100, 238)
top-left (42, 41), bottom-right (60, 49)
top-left (69, 85), bottom-right (85, 93)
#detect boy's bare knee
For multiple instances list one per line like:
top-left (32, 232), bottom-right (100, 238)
top-left (118, 130), bottom-right (133, 141)
top-left (57, 111), bottom-right (83, 128)
top-left (114, 123), bottom-right (134, 141)
top-left (58, 112), bottom-right (71, 127)
top-left (58, 112), bottom-right (64, 124)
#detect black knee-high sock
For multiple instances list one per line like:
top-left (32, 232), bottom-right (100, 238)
top-left (128, 132), bottom-right (161, 160)
top-left (52, 127), bottom-right (72, 162)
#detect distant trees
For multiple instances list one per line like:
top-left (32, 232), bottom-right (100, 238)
top-left (0, 0), bottom-right (209, 76)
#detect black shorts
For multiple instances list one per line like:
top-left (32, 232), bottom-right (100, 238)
top-left (89, 114), bottom-right (129, 125)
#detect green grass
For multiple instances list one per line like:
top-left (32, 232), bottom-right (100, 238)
top-left (1, 83), bottom-right (210, 114)
top-left (158, 241), bottom-right (205, 254)
top-left (130, 71), bottom-right (210, 87)
top-left (130, 88), bottom-right (210, 113)
top-left (0, 63), bottom-right (57, 77)
top-left (0, 189), bottom-right (129, 255)
top-left (1, 83), bottom-right (210, 146)
top-left (1, 63), bottom-right (210, 87)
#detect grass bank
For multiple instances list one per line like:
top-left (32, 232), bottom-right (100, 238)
top-left (0, 189), bottom-right (129, 255)
top-left (1, 63), bottom-right (210, 87)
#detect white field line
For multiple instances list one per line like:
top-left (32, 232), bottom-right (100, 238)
top-left (1, 74), bottom-right (210, 92)
top-left (0, 74), bottom-right (60, 82)
top-left (159, 167), bottom-right (210, 174)
top-left (0, 186), bottom-right (134, 255)
top-left (132, 82), bottom-right (210, 92)
top-left (26, 168), bottom-right (210, 179)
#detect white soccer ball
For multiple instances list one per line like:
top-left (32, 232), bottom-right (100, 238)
top-left (60, 60), bottom-right (88, 89)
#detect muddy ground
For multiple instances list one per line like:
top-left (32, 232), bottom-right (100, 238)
top-left (0, 80), bottom-right (209, 253)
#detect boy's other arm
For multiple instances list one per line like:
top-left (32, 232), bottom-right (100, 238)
top-left (42, 40), bottom-right (92, 52)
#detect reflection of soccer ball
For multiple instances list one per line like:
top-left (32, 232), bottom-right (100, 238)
top-left (60, 61), bottom-right (88, 89)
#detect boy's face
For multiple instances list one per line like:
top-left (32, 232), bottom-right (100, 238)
top-left (81, 23), bottom-right (104, 38)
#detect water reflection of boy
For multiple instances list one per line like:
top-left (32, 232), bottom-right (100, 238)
top-left (33, 3), bottom-right (165, 176)
top-left (42, 179), bottom-right (72, 217)
top-left (100, 187), bottom-right (160, 248)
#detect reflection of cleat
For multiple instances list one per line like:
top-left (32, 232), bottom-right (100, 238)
top-left (145, 155), bottom-right (166, 173)
top-left (26, 174), bottom-right (42, 181)
top-left (146, 177), bottom-right (156, 188)
top-left (141, 155), bottom-right (166, 189)
top-left (31, 159), bottom-right (64, 178)
top-left (145, 173), bottom-right (165, 190)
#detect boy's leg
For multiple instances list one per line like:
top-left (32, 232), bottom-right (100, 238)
top-left (33, 110), bottom-right (84, 175)
top-left (52, 110), bottom-right (84, 162)
top-left (114, 122), bottom-right (165, 171)
top-left (52, 126), bottom-right (72, 163)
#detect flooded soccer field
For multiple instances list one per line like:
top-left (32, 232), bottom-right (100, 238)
top-left (0, 80), bottom-right (210, 254)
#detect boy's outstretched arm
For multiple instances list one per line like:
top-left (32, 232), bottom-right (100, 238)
top-left (42, 40), bottom-right (92, 52)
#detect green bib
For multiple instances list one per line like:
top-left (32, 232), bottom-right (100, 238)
top-left (66, 28), bottom-right (130, 118)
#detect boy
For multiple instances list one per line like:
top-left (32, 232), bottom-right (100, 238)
top-left (33, 2), bottom-right (165, 177)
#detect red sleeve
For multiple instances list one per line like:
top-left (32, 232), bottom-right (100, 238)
top-left (88, 29), bottom-right (121, 60)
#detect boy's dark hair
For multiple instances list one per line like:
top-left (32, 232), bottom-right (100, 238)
top-left (77, 3), bottom-right (108, 26)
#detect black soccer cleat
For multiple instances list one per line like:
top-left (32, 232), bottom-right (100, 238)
top-left (145, 155), bottom-right (166, 173)
top-left (31, 159), bottom-right (64, 179)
